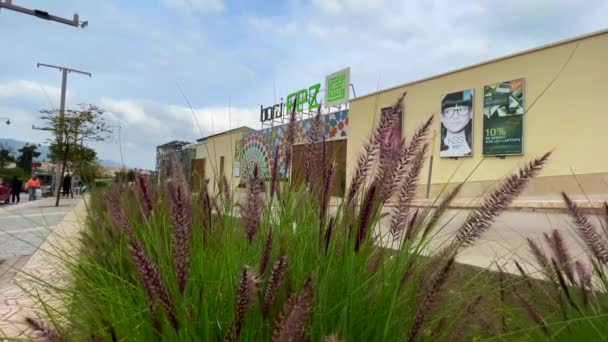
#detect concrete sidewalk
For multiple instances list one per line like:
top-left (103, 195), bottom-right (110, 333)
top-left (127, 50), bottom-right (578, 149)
top-left (408, 193), bottom-right (608, 212)
top-left (0, 197), bottom-right (87, 340)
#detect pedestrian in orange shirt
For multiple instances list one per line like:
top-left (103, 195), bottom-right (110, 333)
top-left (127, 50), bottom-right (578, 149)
top-left (25, 175), bottom-right (41, 201)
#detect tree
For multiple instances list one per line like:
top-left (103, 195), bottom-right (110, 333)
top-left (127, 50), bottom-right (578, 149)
top-left (40, 104), bottom-right (112, 206)
top-left (114, 169), bottom-right (136, 183)
top-left (49, 142), bottom-right (102, 184)
top-left (16, 144), bottom-right (41, 175)
top-left (0, 144), bottom-right (15, 169)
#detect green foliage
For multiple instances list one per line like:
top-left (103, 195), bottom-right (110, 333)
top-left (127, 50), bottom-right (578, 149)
top-left (113, 169), bottom-right (136, 183)
top-left (16, 144), bottom-right (41, 175)
top-left (0, 167), bottom-right (28, 182)
top-left (0, 143), bottom-right (15, 169)
top-left (49, 140), bottom-right (97, 164)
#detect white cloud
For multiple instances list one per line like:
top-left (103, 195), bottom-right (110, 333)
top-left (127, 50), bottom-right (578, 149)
top-left (311, 0), bottom-right (388, 14)
top-left (99, 97), bottom-right (259, 142)
top-left (161, 0), bottom-right (224, 13)
top-left (0, 80), bottom-right (64, 105)
top-left (246, 16), bottom-right (298, 35)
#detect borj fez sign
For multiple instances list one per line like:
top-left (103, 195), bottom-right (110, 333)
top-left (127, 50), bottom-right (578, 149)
top-left (260, 83), bottom-right (321, 122)
top-left (260, 68), bottom-right (350, 123)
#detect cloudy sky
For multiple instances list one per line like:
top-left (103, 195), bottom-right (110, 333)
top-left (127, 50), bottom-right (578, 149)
top-left (1, 0), bottom-right (606, 169)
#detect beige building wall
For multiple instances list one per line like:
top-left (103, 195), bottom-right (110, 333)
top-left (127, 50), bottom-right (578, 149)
top-left (190, 128), bottom-right (249, 196)
top-left (347, 30), bottom-right (608, 198)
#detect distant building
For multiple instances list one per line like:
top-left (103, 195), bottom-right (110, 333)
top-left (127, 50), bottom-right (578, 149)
top-left (188, 126), bottom-right (255, 195)
top-left (155, 140), bottom-right (193, 183)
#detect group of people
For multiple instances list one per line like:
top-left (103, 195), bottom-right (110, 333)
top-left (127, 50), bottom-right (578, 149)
top-left (8, 174), bottom-right (41, 203)
top-left (6, 173), bottom-right (84, 204)
top-left (61, 173), bottom-right (84, 198)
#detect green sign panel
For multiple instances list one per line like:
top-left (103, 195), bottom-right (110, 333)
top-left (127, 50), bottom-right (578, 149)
top-left (482, 79), bottom-right (525, 156)
top-left (325, 67), bottom-right (350, 106)
top-left (286, 83), bottom-right (321, 114)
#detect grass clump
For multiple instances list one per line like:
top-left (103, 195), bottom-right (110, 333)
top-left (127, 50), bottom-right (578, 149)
top-left (25, 95), bottom-right (597, 342)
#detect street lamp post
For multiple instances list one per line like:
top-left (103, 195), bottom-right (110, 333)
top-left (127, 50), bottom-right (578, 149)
top-left (0, 0), bottom-right (88, 28)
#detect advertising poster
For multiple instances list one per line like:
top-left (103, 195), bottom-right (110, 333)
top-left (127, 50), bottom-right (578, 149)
top-left (483, 78), bottom-right (525, 155)
top-left (440, 89), bottom-right (474, 157)
top-left (380, 106), bottom-right (402, 147)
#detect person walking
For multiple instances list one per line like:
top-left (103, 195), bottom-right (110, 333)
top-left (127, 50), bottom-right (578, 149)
top-left (62, 173), bottom-right (73, 198)
top-left (9, 176), bottom-right (22, 204)
top-left (76, 179), bottom-right (84, 195)
top-left (25, 175), bottom-right (41, 201)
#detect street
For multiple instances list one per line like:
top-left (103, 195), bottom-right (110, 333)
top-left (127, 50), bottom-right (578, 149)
top-left (0, 196), bottom-right (82, 260)
top-left (377, 208), bottom-right (602, 275)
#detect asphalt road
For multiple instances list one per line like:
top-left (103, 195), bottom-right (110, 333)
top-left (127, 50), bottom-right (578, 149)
top-left (0, 196), bottom-right (81, 260)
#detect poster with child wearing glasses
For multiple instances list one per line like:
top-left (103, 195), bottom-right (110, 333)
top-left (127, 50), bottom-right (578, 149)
top-left (440, 89), bottom-right (474, 157)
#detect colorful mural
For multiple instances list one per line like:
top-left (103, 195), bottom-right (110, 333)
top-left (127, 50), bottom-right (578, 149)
top-left (241, 110), bottom-right (348, 180)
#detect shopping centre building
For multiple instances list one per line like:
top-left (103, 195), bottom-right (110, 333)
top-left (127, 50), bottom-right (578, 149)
top-left (158, 28), bottom-right (608, 198)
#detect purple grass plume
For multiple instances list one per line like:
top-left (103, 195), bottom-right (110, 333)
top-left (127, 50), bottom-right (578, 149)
top-left (243, 164), bottom-right (263, 243)
top-left (420, 184), bottom-right (463, 241)
top-left (324, 217), bottom-right (335, 253)
top-left (551, 258), bottom-right (579, 310)
top-left (548, 229), bottom-right (575, 284)
top-left (399, 258), bottom-right (416, 289)
top-left (575, 260), bottom-right (592, 306)
top-left (457, 152), bottom-right (551, 245)
top-left (304, 108), bottom-right (323, 186)
top-left (383, 115), bottom-right (434, 203)
top-left (226, 266), bottom-right (260, 341)
top-left (527, 238), bottom-right (557, 283)
top-left (515, 292), bottom-right (548, 336)
top-left (346, 94), bottom-right (404, 206)
top-left (168, 179), bottom-right (193, 295)
top-left (404, 209), bottom-right (421, 242)
top-left (562, 192), bottom-right (608, 264)
top-left (128, 238), bottom-right (179, 330)
top-left (200, 183), bottom-right (213, 234)
top-left (283, 100), bottom-right (298, 172)
top-left (260, 228), bottom-right (273, 275)
top-left (105, 193), bottom-right (135, 239)
top-left (355, 184), bottom-right (378, 253)
top-left (137, 174), bottom-right (153, 218)
top-left (222, 174), bottom-right (232, 207)
top-left (319, 161), bottom-right (336, 247)
top-left (365, 249), bottom-right (384, 274)
top-left (389, 143), bottom-right (428, 239)
top-left (513, 260), bottom-right (536, 292)
top-left (106, 193), bottom-right (179, 330)
top-left (272, 277), bottom-right (315, 342)
top-left (378, 139), bottom-right (406, 203)
top-left (270, 144), bottom-right (281, 202)
top-left (25, 317), bottom-right (63, 342)
top-left (407, 257), bottom-right (455, 342)
top-left (263, 253), bottom-right (289, 319)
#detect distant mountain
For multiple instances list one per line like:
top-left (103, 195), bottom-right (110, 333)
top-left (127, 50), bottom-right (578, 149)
top-left (0, 139), bottom-right (125, 168)
top-left (0, 138), bottom-right (50, 161)
top-left (99, 159), bottom-right (125, 168)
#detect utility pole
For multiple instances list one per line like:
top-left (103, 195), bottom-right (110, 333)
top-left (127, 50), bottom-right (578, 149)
top-left (37, 63), bottom-right (91, 207)
top-left (0, 0), bottom-right (88, 28)
top-left (108, 124), bottom-right (125, 170)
